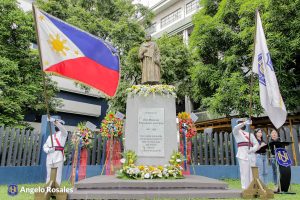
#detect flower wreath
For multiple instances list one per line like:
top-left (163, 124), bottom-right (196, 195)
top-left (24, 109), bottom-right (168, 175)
top-left (72, 122), bottom-right (94, 149)
top-left (100, 112), bottom-right (124, 139)
top-left (178, 112), bottom-right (197, 139)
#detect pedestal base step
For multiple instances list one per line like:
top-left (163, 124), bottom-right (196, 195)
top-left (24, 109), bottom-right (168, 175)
top-left (68, 175), bottom-right (242, 199)
top-left (69, 188), bottom-right (242, 199)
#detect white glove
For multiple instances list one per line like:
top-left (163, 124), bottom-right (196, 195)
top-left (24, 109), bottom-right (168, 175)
top-left (48, 147), bottom-right (55, 153)
top-left (47, 117), bottom-right (56, 122)
top-left (245, 120), bottom-right (252, 125)
top-left (56, 119), bottom-right (65, 125)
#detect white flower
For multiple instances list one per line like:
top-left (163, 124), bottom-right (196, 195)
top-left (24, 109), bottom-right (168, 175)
top-left (176, 159), bottom-right (181, 163)
top-left (120, 158), bottom-right (126, 164)
top-left (133, 168), bottom-right (140, 174)
top-left (144, 173), bottom-right (150, 179)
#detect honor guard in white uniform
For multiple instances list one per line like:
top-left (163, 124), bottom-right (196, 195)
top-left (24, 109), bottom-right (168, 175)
top-left (43, 118), bottom-right (68, 185)
top-left (233, 120), bottom-right (259, 189)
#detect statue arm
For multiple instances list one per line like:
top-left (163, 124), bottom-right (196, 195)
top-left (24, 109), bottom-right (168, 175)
top-left (153, 43), bottom-right (160, 66)
top-left (138, 46), bottom-right (145, 60)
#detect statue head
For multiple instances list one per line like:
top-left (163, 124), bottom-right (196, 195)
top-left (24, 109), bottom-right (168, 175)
top-left (145, 34), bottom-right (151, 41)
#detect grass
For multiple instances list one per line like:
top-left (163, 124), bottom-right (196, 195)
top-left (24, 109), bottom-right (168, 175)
top-left (225, 179), bottom-right (300, 200)
top-left (0, 179), bottom-right (299, 199)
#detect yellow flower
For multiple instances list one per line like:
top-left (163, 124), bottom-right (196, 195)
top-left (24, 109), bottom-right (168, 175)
top-left (149, 166), bottom-right (155, 171)
top-left (157, 165), bottom-right (163, 171)
top-left (138, 165), bottom-right (145, 171)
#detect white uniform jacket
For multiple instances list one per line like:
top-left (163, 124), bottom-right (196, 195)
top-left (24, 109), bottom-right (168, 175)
top-left (233, 122), bottom-right (259, 161)
top-left (43, 122), bottom-right (68, 164)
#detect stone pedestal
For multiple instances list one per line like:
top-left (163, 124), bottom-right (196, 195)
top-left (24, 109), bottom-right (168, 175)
top-left (124, 94), bottom-right (177, 166)
top-left (69, 175), bottom-right (242, 199)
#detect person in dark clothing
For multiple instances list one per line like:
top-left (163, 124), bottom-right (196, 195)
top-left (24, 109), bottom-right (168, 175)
top-left (254, 128), bottom-right (268, 184)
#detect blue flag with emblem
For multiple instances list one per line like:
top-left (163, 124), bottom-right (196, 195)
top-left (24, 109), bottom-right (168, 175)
top-left (275, 148), bottom-right (292, 167)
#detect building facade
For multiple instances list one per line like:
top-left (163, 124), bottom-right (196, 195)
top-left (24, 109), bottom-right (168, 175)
top-left (145, 0), bottom-right (199, 112)
top-left (147, 0), bottom-right (199, 44)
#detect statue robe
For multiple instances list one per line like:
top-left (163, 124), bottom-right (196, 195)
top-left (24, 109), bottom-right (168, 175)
top-left (138, 41), bottom-right (161, 84)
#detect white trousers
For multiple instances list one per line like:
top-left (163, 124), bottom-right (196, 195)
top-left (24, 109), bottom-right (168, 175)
top-left (46, 161), bottom-right (63, 185)
top-left (238, 157), bottom-right (256, 189)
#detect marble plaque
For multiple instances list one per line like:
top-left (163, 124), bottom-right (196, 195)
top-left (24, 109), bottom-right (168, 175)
top-left (124, 94), bottom-right (177, 166)
top-left (138, 108), bottom-right (164, 157)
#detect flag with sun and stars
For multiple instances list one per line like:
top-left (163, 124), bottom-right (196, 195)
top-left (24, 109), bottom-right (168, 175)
top-left (33, 6), bottom-right (120, 97)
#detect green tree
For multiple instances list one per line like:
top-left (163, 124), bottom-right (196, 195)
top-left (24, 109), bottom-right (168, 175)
top-left (157, 35), bottom-right (194, 104)
top-left (265, 0), bottom-right (300, 112)
top-left (190, 0), bottom-right (300, 116)
top-left (0, 0), bottom-right (58, 127)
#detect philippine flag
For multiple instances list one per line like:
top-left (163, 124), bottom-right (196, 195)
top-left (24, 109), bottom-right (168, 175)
top-left (33, 6), bottom-right (120, 97)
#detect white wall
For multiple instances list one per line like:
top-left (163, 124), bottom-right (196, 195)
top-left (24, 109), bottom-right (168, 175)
top-left (18, 0), bottom-right (34, 11)
top-left (150, 0), bottom-right (199, 37)
top-left (55, 98), bottom-right (101, 117)
top-left (51, 76), bottom-right (104, 98)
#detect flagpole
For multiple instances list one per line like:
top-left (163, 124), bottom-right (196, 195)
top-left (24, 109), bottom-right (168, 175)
top-left (248, 9), bottom-right (259, 149)
top-left (32, 4), bottom-right (54, 147)
top-left (289, 119), bottom-right (298, 166)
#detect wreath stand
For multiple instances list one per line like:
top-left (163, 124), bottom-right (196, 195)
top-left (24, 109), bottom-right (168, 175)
top-left (34, 167), bottom-right (68, 200)
top-left (242, 167), bottom-right (274, 199)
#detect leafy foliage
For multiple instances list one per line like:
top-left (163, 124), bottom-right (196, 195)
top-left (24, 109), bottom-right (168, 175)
top-left (190, 0), bottom-right (300, 116)
top-left (157, 35), bottom-right (194, 103)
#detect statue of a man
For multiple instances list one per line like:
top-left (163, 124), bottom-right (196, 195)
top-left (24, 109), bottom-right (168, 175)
top-left (138, 35), bottom-right (161, 84)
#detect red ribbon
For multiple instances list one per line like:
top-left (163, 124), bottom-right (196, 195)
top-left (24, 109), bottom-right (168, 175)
top-left (179, 140), bottom-right (192, 175)
top-left (105, 139), bottom-right (121, 175)
top-left (78, 148), bottom-right (88, 181)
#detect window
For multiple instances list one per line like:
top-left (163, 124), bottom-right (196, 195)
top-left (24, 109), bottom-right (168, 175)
top-left (161, 8), bottom-right (182, 28)
top-left (147, 23), bottom-right (156, 35)
top-left (186, 0), bottom-right (199, 14)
